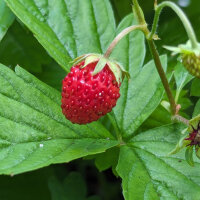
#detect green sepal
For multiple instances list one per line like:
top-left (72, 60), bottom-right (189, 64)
top-left (92, 57), bottom-right (130, 85)
top-left (92, 57), bottom-right (108, 75)
top-left (107, 61), bottom-right (121, 84)
top-left (185, 145), bottom-right (194, 167)
top-left (71, 53), bottom-right (130, 85)
top-left (188, 113), bottom-right (200, 132)
top-left (195, 146), bottom-right (200, 159)
top-left (164, 40), bottom-right (200, 57)
top-left (116, 62), bottom-right (130, 80)
top-left (81, 54), bottom-right (101, 69)
top-left (71, 54), bottom-right (90, 65)
top-left (163, 46), bottom-right (181, 56)
top-left (161, 100), bottom-right (171, 113)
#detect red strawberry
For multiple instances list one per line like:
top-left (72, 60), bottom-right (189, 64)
top-left (61, 60), bottom-right (122, 124)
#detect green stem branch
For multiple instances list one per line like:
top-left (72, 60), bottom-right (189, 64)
top-left (172, 115), bottom-right (189, 126)
top-left (149, 1), bottom-right (198, 49)
top-left (104, 25), bottom-right (147, 58)
top-left (130, 0), bottom-right (190, 125)
top-left (148, 40), bottom-right (177, 115)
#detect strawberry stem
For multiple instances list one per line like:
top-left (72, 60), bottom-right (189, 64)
top-left (148, 1), bottom-right (199, 49)
top-left (132, 0), bottom-right (184, 117)
top-left (172, 115), bottom-right (189, 126)
top-left (104, 25), bottom-right (147, 58)
top-left (148, 40), bottom-right (177, 115)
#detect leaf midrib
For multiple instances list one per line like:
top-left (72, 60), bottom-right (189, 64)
top-left (0, 138), bottom-right (118, 174)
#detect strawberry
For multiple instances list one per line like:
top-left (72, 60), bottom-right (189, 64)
top-left (182, 53), bottom-right (200, 78)
top-left (164, 41), bottom-right (200, 78)
top-left (61, 54), bottom-right (128, 124)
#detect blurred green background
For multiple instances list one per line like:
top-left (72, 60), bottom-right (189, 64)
top-left (0, 0), bottom-right (199, 199)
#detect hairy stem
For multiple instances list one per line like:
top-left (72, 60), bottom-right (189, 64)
top-left (130, 0), bottom-right (177, 116)
top-left (148, 40), bottom-right (177, 115)
top-left (149, 1), bottom-right (198, 49)
top-left (132, 0), bottom-right (146, 25)
top-left (172, 115), bottom-right (189, 126)
top-left (104, 25), bottom-right (147, 58)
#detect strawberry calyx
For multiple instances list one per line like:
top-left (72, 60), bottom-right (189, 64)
top-left (164, 40), bottom-right (200, 56)
top-left (168, 114), bottom-right (200, 166)
top-left (71, 53), bottom-right (130, 85)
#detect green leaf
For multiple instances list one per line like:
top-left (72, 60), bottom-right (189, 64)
top-left (174, 62), bottom-right (193, 103)
top-left (108, 15), bottom-right (167, 138)
top-left (0, 0), bottom-right (14, 41)
top-left (193, 98), bottom-right (200, 118)
top-left (185, 146), bottom-right (194, 167)
top-left (177, 90), bottom-right (193, 113)
top-left (5, 0), bottom-right (116, 71)
top-left (191, 78), bottom-right (200, 97)
top-left (140, 105), bottom-right (171, 131)
top-left (114, 50), bottom-right (167, 137)
top-left (0, 21), bottom-right (51, 73)
top-left (0, 63), bottom-right (118, 175)
top-left (36, 61), bottom-right (66, 91)
top-left (117, 124), bottom-right (200, 200)
top-left (195, 146), bottom-right (200, 160)
top-left (95, 147), bottom-right (119, 172)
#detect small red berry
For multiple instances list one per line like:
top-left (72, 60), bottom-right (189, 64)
top-left (61, 61), bottom-right (121, 124)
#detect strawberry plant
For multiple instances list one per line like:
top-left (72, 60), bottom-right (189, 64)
top-left (1, 0), bottom-right (200, 199)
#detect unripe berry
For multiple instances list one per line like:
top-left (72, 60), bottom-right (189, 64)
top-left (182, 53), bottom-right (200, 78)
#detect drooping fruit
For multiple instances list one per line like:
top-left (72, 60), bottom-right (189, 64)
top-left (61, 58), bottom-right (123, 124)
top-left (164, 40), bottom-right (200, 78)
